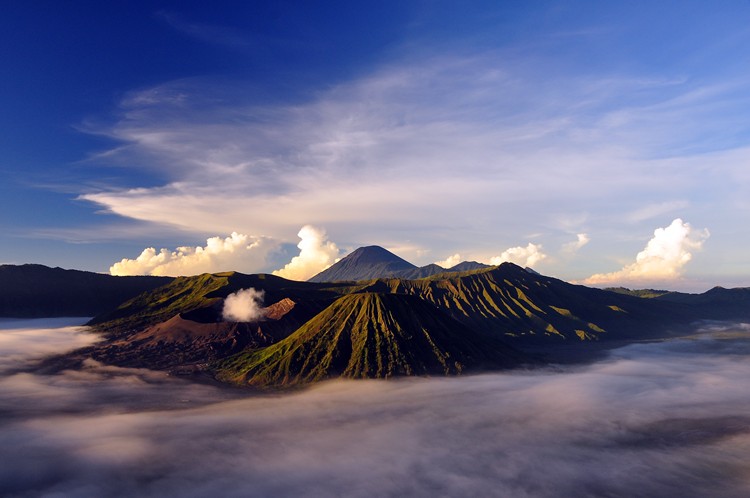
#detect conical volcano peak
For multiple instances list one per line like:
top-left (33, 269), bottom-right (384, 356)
top-left (308, 245), bottom-right (417, 282)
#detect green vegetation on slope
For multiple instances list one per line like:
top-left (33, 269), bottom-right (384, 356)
top-left (217, 292), bottom-right (524, 386)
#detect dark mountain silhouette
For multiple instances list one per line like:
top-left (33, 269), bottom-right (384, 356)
top-left (0, 264), bottom-right (172, 318)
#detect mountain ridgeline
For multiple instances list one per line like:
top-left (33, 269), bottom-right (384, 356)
top-left (53, 245), bottom-right (750, 388)
top-left (308, 245), bottom-right (489, 282)
top-left (0, 264), bottom-right (172, 318)
top-left (57, 247), bottom-right (750, 387)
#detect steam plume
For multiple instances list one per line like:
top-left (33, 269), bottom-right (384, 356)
top-left (222, 288), bottom-right (266, 322)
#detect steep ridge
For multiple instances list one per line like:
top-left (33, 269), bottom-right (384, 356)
top-left (0, 264), bottom-right (171, 318)
top-left (218, 292), bottom-right (525, 386)
top-left (358, 263), bottom-right (698, 343)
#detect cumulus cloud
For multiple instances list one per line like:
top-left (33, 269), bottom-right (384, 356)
top-left (562, 233), bottom-right (590, 254)
top-left (74, 50), bottom-right (750, 280)
top-left (435, 253), bottom-right (461, 268)
top-left (3, 319), bottom-right (750, 496)
top-left (489, 243), bottom-right (546, 268)
top-left (109, 232), bottom-right (273, 276)
top-left (273, 225), bottom-right (340, 281)
top-left (584, 218), bottom-right (709, 286)
top-left (222, 288), bottom-right (266, 322)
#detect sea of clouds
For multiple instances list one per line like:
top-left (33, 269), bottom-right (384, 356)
top-left (1, 319), bottom-right (750, 497)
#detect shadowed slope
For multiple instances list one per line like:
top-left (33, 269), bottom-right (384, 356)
top-left (0, 264), bottom-right (171, 318)
top-left (218, 292), bottom-right (524, 387)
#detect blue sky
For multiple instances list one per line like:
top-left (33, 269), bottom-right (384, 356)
top-left (2, 1), bottom-right (749, 290)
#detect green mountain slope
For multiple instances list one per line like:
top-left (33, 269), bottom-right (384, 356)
top-left (217, 292), bottom-right (525, 386)
top-left (357, 263), bottom-right (699, 343)
top-left (88, 271), bottom-right (346, 337)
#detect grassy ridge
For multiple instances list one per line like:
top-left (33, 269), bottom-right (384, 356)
top-left (217, 292), bottom-right (523, 386)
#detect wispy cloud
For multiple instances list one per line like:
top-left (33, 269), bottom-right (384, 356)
top-left (75, 50), bottom-right (750, 279)
top-left (562, 233), bottom-right (590, 254)
top-left (156, 11), bottom-right (254, 49)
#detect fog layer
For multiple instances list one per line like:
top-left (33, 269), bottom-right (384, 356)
top-left (1, 320), bottom-right (750, 497)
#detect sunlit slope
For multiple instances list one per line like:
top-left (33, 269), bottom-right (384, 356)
top-left (88, 271), bottom-right (345, 336)
top-left (357, 263), bottom-right (694, 343)
top-left (218, 292), bottom-right (524, 386)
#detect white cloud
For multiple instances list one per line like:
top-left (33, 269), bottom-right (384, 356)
top-left (584, 218), bottom-right (709, 286)
top-left (222, 288), bottom-right (266, 322)
top-left (74, 52), bottom-right (750, 283)
top-left (489, 243), bottom-right (547, 268)
top-left (434, 253), bottom-right (461, 268)
top-left (109, 232), bottom-right (273, 276)
top-left (273, 225), bottom-right (340, 281)
top-left (562, 233), bottom-right (590, 254)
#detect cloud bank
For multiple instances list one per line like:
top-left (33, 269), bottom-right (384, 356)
top-left (109, 232), bottom-right (273, 276)
top-left (273, 225), bottom-right (339, 281)
top-left (3, 320), bottom-right (750, 496)
top-left (489, 243), bottom-right (547, 268)
top-left (222, 288), bottom-right (266, 322)
top-left (585, 218), bottom-right (709, 286)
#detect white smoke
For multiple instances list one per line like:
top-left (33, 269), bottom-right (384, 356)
top-left (222, 288), bottom-right (266, 322)
top-left (109, 232), bottom-right (272, 276)
top-left (584, 218), bottom-right (709, 286)
top-left (562, 233), bottom-right (590, 253)
top-left (489, 243), bottom-right (547, 268)
top-left (273, 225), bottom-right (340, 281)
top-left (434, 253), bottom-right (461, 269)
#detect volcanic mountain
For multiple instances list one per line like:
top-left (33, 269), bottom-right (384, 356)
top-left (43, 259), bottom-right (750, 388)
top-left (308, 245), bottom-right (489, 282)
top-left (219, 292), bottom-right (524, 386)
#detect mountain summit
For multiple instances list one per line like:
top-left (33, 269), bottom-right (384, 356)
top-left (308, 245), bottom-right (416, 282)
top-left (308, 245), bottom-right (490, 282)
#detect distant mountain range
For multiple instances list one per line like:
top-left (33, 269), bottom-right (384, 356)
top-left (8, 250), bottom-right (750, 388)
top-left (308, 245), bottom-right (489, 282)
top-left (0, 264), bottom-right (172, 318)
